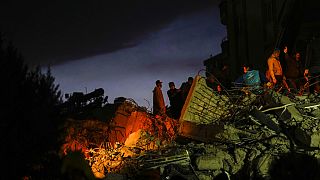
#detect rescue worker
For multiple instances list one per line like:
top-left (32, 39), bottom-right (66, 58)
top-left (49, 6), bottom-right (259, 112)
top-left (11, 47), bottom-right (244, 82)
top-left (267, 49), bottom-right (290, 92)
top-left (153, 80), bottom-right (166, 116)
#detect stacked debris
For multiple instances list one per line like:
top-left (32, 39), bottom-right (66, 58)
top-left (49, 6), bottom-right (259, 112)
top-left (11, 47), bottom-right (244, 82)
top-left (59, 75), bottom-right (320, 180)
top-left (60, 99), bottom-right (178, 178)
top-left (173, 75), bottom-right (320, 179)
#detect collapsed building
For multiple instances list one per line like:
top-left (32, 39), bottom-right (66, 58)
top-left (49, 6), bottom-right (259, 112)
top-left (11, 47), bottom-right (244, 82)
top-left (60, 74), bottom-right (320, 180)
top-left (59, 1), bottom-right (320, 179)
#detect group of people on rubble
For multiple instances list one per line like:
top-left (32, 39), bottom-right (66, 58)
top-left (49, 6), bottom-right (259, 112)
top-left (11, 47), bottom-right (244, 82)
top-left (212, 45), bottom-right (318, 96)
top-left (264, 46), bottom-right (311, 94)
top-left (152, 77), bottom-right (194, 119)
top-left (152, 45), bottom-right (319, 118)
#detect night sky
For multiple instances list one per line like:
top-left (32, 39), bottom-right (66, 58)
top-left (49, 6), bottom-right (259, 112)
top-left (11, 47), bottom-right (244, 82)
top-left (0, 0), bottom-right (226, 107)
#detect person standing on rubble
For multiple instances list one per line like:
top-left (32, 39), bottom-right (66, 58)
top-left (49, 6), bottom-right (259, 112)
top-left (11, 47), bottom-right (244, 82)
top-left (180, 77), bottom-right (193, 103)
top-left (267, 49), bottom-right (290, 92)
top-left (153, 80), bottom-right (166, 116)
top-left (285, 50), bottom-right (306, 93)
top-left (167, 82), bottom-right (183, 119)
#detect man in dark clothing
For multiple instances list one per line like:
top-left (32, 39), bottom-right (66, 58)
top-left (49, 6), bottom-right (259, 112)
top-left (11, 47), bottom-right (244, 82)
top-left (167, 82), bottom-right (183, 119)
top-left (180, 77), bottom-right (193, 103)
top-left (285, 51), bottom-right (305, 92)
top-left (280, 46), bottom-right (289, 73)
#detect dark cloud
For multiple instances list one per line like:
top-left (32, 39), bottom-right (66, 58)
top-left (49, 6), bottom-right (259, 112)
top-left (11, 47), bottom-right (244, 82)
top-left (0, 0), bottom-right (218, 66)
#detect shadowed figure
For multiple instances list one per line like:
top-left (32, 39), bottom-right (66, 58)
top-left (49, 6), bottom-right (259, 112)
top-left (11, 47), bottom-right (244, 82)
top-left (284, 48), bottom-right (306, 93)
top-left (180, 77), bottom-right (193, 104)
top-left (153, 80), bottom-right (166, 116)
top-left (167, 82), bottom-right (183, 119)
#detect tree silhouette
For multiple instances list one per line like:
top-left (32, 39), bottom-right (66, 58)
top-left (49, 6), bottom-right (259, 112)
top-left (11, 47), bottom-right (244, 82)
top-left (0, 33), bottom-right (62, 178)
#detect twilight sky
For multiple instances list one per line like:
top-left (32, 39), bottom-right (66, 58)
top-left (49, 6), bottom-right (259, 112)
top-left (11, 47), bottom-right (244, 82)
top-left (0, 0), bottom-right (226, 108)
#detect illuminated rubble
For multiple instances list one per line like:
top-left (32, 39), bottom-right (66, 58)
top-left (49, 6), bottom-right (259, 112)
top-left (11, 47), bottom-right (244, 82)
top-left (60, 75), bottom-right (320, 179)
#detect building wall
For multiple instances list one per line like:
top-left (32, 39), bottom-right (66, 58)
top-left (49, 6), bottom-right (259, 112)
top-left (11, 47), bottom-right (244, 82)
top-left (246, 0), bottom-right (265, 71)
top-left (207, 0), bottom-right (290, 78)
top-left (205, 0), bottom-right (320, 80)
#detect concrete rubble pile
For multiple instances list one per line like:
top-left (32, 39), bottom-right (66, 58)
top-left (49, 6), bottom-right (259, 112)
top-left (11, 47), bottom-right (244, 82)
top-left (174, 75), bottom-right (320, 179)
top-left (60, 75), bottom-right (320, 180)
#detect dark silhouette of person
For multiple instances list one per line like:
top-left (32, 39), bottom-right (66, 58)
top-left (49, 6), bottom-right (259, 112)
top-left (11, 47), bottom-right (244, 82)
top-left (280, 45), bottom-right (289, 73)
top-left (153, 80), bottom-right (166, 116)
top-left (284, 48), bottom-right (305, 92)
top-left (167, 82), bottom-right (183, 119)
top-left (180, 77), bottom-right (193, 103)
